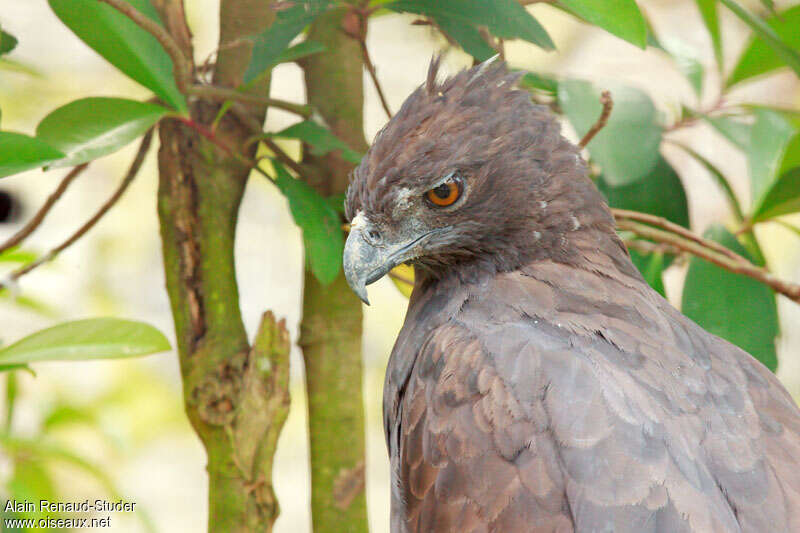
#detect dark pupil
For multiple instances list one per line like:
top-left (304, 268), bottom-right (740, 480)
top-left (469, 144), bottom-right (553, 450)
top-left (433, 183), bottom-right (451, 199)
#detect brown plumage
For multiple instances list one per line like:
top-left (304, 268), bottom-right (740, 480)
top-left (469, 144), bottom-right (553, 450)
top-left (342, 58), bottom-right (800, 532)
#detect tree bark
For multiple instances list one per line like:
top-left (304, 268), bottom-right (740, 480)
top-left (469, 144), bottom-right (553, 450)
top-left (299, 6), bottom-right (370, 532)
top-left (155, 1), bottom-right (291, 531)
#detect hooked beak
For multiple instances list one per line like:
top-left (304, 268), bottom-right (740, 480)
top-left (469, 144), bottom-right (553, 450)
top-left (343, 219), bottom-right (435, 305)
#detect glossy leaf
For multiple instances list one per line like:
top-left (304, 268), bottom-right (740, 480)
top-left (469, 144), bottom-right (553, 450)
top-left (48, 0), bottom-right (186, 111)
top-left (559, 80), bottom-right (662, 186)
top-left (558, 0), bottom-right (647, 48)
top-left (598, 155), bottom-right (689, 227)
top-left (273, 161), bottom-right (344, 285)
top-left (0, 318), bottom-right (171, 366)
top-left (681, 225), bottom-right (778, 371)
top-left (720, 0), bottom-right (800, 84)
top-left (0, 132), bottom-right (65, 178)
top-left (0, 28), bottom-right (18, 55)
top-left (274, 120), bottom-right (363, 164)
top-left (748, 109), bottom-right (796, 213)
top-left (386, 0), bottom-right (554, 51)
top-left (36, 97), bottom-right (165, 167)
top-left (695, 0), bottom-right (723, 70)
top-left (244, 0), bottom-right (331, 83)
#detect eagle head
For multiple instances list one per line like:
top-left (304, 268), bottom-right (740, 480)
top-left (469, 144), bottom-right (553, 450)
top-left (343, 57), bottom-right (615, 304)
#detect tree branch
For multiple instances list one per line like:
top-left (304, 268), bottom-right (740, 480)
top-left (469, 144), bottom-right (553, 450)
top-left (0, 164), bottom-right (88, 256)
top-left (1, 130), bottom-right (153, 289)
top-left (188, 85), bottom-right (312, 118)
top-left (359, 40), bottom-right (392, 119)
top-left (579, 90), bottom-right (613, 148)
top-left (97, 0), bottom-right (193, 93)
top-left (615, 216), bottom-right (800, 304)
top-left (613, 209), bottom-right (745, 263)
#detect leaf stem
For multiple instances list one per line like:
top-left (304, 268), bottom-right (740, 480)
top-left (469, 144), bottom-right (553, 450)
top-left (578, 90), bottom-right (613, 148)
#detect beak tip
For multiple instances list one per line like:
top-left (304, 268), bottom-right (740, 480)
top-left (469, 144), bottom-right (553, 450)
top-left (354, 285), bottom-right (370, 306)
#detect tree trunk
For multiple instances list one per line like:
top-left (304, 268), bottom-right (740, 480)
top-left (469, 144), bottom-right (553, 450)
top-left (299, 6), bottom-right (370, 532)
top-left (155, 1), bottom-right (291, 531)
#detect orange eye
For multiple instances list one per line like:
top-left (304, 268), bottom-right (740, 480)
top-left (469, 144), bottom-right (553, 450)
top-left (426, 179), bottom-right (462, 207)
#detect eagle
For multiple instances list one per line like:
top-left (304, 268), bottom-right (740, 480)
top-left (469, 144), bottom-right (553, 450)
top-left (342, 58), bottom-right (800, 532)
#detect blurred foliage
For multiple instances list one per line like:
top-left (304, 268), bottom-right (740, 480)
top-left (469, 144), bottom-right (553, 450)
top-left (1, 0), bottom-right (800, 529)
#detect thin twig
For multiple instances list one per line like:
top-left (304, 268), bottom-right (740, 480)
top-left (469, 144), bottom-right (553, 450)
top-left (612, 208), bottom-right (745, 264)
top-left (623, 238), bottom-right (682, 257)
top-left (358, 40), bottom-right (392, 119)
top-left (188, 85), bottom-right (313, 118)
top-left (1, 131), bottom-right (154, 289)
top-left (616, 218), bottom-right (800, 304)
top-left (97, 0), bottom-right (193, 93)
top-left (578, 90), bottom-right (613, 148)
top-left (0, 164), bottom-right (88, 256)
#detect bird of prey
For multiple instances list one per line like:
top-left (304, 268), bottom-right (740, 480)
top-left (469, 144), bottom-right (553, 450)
top-left (342, 58), bottom-right (800, 532)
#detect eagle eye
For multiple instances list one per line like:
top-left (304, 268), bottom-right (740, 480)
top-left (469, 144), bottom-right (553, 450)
top-left (425, 176), bottom-right (463, 207)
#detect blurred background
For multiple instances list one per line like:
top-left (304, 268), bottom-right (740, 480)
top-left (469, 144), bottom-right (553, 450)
top-left (1, 0), bottom-right (800, 531)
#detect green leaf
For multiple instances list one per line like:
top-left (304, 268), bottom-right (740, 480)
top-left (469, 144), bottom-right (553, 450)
top-left (681, 224), bottom-right (778, 371)
top-left (244, 0), bottom-right (331, 84)
top-left (598, 155), bottom-right (689, 227)
top-left (48, 0), bottom-right (186, 111)
top-left (0, 247), bottom-right (38, 264)
top-left (36, 97), bottom-right (165, 167)
top-left (519, 72), bottom-right (559, 94)
top-left (0, 132), bottom-right (65, 178)
top-left (434, 16), bottom-right (497, 61)
top-left (0, 28), bottom-right (18, 56)
top-left (728, 5), bottom-right (800, 86)
top-left (559, 80), bottom-right (662, 186)
top-left (273, 162), bottom-right (344, 285)
top-left (695, 0), bottom-right (723, 71)
top-left (273, 120), bottom-right (363, 164)
top-left (705, 115), bottom-right (752, 152)
top-left (748, 108), bottom-right (796, 212)
top-left (386, 0), bottom-right (555, 51)
top-left (672, 142), bottom-right (744, 221)
top-left (629, 249), bottom-right (666, 296)
top-left (557, 0), bottom-right (647, 48)
top-left (0, 318), bottom-right (171, 365)
top-left (274, 40), bottom-right (326, 65)
top-left (753, 167), bottom-right (800, 221)
top-left (721, 0), bottom-right (800, 85)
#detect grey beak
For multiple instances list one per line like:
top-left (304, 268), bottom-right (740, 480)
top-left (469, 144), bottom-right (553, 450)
top-left (343, 224), bottom-right (397, 306)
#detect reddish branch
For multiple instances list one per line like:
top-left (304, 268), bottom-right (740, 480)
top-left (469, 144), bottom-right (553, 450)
top-left (1, 131), bottom-right (154, 290)
top-left (615, 215), bottom-right (800, 304)
top-left (0, 164), bottom-right (88, 256)
top-left (579, 90), bottom-right (613, 148)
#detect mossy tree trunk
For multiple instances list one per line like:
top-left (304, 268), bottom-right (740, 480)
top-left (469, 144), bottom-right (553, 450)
top-left (298, 6), bottom-right (371, 533)
top-left (154, 1), bottom-right (291, 531)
